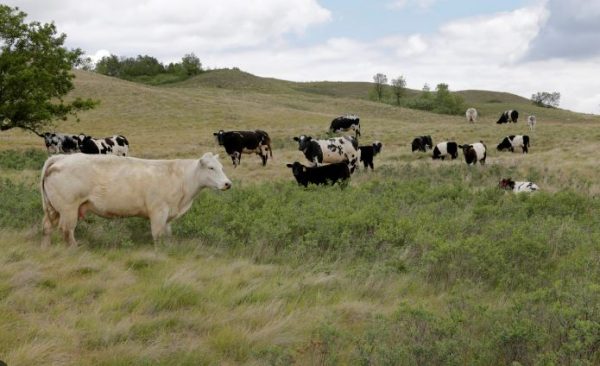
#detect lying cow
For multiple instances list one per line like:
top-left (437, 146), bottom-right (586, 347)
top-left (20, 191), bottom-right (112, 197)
top-left (40, 152), bottom-right (231, 247)
top-left (466, 108), bottom-right (478, 123)
top-left (42, 132), bottom-right (80, 154)
top-left (528, 115), bottom-right (536, 131)
top-left (496, 135), bottom-right (530, 153)
top-left (499, 178), bottom-right (539, 193)
top-left (358, 141), bottom-right (382, 170)
top-left (293, 135), bottom-right (360, 173)
top-left (78, 134), bottom-right (130, 156)
top-left (329, 114), bottom-right (360, 137)
top-left (411, 135), bottom-right (433, 152)
top-left (286, 161), bottom-right (350, 187)
top-left (497, 110), bottom-right (519, 124)
top-left (432, 141), bottom-right (458, 160)
top-left (459, 141), bottom-right (487, 165)
top-left (213, 129), bottom-right (272, 167)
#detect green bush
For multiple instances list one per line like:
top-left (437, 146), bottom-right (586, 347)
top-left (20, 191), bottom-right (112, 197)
top-left (0, 149), bottom-right (47, 170)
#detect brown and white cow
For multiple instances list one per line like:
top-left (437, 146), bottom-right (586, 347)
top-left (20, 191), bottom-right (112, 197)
top-left (40, 152), bottom-right (231, 247)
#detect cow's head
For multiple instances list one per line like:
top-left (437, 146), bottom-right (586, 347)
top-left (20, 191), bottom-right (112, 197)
top-left (198, 152), bottom-right (232, 191)
top-left (213, 130), bottom-right (226, 146)
top-left (286, 161), bottom-right (306, 175)
top-left (499, 178), bottom-right (515, 190)
top-left (423, 135), bottom-right (433, 149)
top-left (293, 135), bottom-right (312, 151)
top-left (42, 132), bottom-right (56, 148)
top-left (373, 141), bottom-right (383, 155)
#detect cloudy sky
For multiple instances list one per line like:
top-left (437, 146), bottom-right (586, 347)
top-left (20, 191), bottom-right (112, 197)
top-left (6, 0), bottom-right (600, 114)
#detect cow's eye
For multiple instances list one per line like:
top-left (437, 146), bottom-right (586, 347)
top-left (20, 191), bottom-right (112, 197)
top-left (209, 167), bottom-right (215, 170)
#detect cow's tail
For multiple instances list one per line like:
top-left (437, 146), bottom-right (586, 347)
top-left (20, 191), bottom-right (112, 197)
top-left (40, 155), bottom-right (62, 221)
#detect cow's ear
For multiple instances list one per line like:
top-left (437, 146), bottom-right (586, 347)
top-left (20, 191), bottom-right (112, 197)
top-left (213, 133), bottom-right (218, 136)
top-left (293, 137), bottom-right (300, 141)
top-left (286, 163), bottom-right (293, 168)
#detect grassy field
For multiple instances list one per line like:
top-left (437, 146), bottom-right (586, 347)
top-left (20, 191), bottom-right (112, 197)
top-left (1, 70), bottom-right (600, 365)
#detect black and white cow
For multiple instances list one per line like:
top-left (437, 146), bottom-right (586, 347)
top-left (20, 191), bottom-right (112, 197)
top-left (293, 135), bottom-right (360, 173)
top-left (286, 161), bottom-right (350, 187)
top-left (496, 135), bottom-right (530, 153)
top-left (329, 114), bottom-right (361, 137)
top-left (358, 141), bottom-right (382, 170)
top-left (213, 130), bottom-right (272, 167)
top-left (78, 134), bottom-right (130, 156)
top-left (411, 135), bottom-right (433, 152)
top-left (432, 141), bottom-right (459, 160)
top-left (499, 178), bottom-right (539, 193)
top-left (42, 132), bottom-right (80, 154)
top-left (458, 141), bottom-right (487, 165)
top-left (496, 110), bottom-right (519, 124)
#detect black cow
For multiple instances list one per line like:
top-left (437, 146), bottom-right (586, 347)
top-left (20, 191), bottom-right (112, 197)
top-left (458, 141), bottom-right (487, 165)
top-left (213, 129), bottom-right (272, 167)
top-left (78, 134), bottom-right (130, 156)
top-left (497, 135), bottom-right (530, 153)
top-left (42, 132), bottom-right (80, 154)
top-left (432, 141), bottom-right (458, 160)
top-left (497, 110), bottom-right (519, 124)
top-left (411, 135), bottom-right (433, 152)
top-left (293, 135), bottom-right (360, 173)
top-left (286, 162), bottom-right (350, 187)
top-left (358, 141), bottom-right (382, 170)
top-left (329, 114), bottom-right (360, 137)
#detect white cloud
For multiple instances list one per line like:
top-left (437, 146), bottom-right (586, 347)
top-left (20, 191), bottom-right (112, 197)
top-left (388, 0), bottom-right (437, 10)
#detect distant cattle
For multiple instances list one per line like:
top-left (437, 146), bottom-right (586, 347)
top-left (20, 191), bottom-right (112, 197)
top-left (40, 152), bottom-right (231, 247)
top-left (286, 161), bottom-right (350, 187)
top-left (459, 141), bottom-right (487, 165)
top-left (213, 130), bottom-right (272, 167)
top-left (78, 134), bottom-right (130, 156)
top-left (42, 132), bottom-right (80, 154)
top-left (499, 178), bottom-right (539, 193)
top-left (496, 135), bottom-right (530, 153)
top-left (466, 108), bottom-right (478, 123)
top-left (527, 115), bottom-right (536, 130)
top-left (329, 114), bottom-right (361, 137)
top-left (358, 141), bottom-right (383, 170)
top-left (432, 141), bottom-right (459, 160)
top-left (293, 135), bottom-right (360, 173)
top-left (411, 135), bottom-right (433, 152)
top-left (497, 110), bottom-right (519, 124)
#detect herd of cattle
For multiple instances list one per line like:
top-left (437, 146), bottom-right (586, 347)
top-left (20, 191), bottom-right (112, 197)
top-left (36, 109), bottom-right (539, 246)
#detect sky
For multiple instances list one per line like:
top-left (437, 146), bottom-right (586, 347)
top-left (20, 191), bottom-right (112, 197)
top-left (5, 0), bottom-right (600, 114)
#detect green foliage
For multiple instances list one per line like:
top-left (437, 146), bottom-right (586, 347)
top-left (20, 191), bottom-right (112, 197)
top-left (391, 75), bottom-right (407, 105)
top-left (372, 73), bottom-right (388, 101)
top-left (0, 5), bottom-right (97, 134)
top-left (0, 179), bottom-right (41, 229)
top-left (405, 83), bottom-right (466, 115)
top-left (532, 91), bottom-right (561, 108)
top-left (0, 148), bottom-right (47, 170)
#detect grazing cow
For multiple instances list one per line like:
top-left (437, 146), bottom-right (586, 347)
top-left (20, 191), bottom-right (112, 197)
top-left (40, 152), bottom-right (231, 247)
top-left (42, 132), bottom-right (80, 154)
top-left (528, 115), bottom-right (536, 131)
top-left (466, 108), bottom-right (478, 123)
top-left (329, 114), bottom-right (361, 137)
top-left (458, 141), bottom-right (487, 165)
top-left (496, 135), bottom-right (530, 153)
top-left (213, 129), bottom-right (272, 167)
top-left (78, 134), bottom-right (130, 156)
top-left (293, 135), bottom-right (360, 173)
top-left (411, 135), bottom-right (433, 152)
top-left (286, 161), bottom-right (350, 187)
top-left (432, 141), bottom-right (459, 160)
top-left (358, 141), bottom-right (383, 170)
top-left (497, 110), bottom-right (519, 124)
top-left (499, 178), bottom-right (539, 193)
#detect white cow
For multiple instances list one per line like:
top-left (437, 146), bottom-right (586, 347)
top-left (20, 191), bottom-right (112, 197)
top-left (499, 178), bottom-right (539, 193)
top-left (466, 108), bottom-right (478, 123)
top-left (527, 115), bottom-right (536, 131)
top-left (40, 152), bottom-right (232, 247)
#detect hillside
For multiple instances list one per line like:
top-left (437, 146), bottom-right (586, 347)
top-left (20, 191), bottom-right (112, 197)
top-left (1, 69), bottom-right (600, 365)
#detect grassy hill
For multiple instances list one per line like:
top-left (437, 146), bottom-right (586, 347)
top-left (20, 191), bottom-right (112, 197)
top-left (1, 69), bottom-right (600, 365)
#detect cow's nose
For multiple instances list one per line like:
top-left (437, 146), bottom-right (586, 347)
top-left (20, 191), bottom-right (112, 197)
top-left (223, 181), bottom-right (232, 190)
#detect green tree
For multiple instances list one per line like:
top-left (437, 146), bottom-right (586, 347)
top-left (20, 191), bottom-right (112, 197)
top-left (95, 54), bottom-right (121, 77)
top-left (372, 73), bottom-right (388, 101)
top-left (0, 5), bottom-right (96, 134)
top-left (181, 53), bottom-right (202, 76)
top-left (391, 75), bottom-right (407, 105)
top-left (531, 91), bottom-right (560, 108)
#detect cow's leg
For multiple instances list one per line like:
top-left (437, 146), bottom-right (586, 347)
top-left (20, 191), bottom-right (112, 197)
top-left (369, 161), bottom-right (374, 170)
top-left (41, 212), bottom-right (55, 247)
top-left (150, 209), bottom-right (169, 241)
top-left (260, 153), bottom-right (267, 166)
top-left (58, 209), bottom-right (78, 247)
top-left (165, 223), bottom-right (172, 237)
